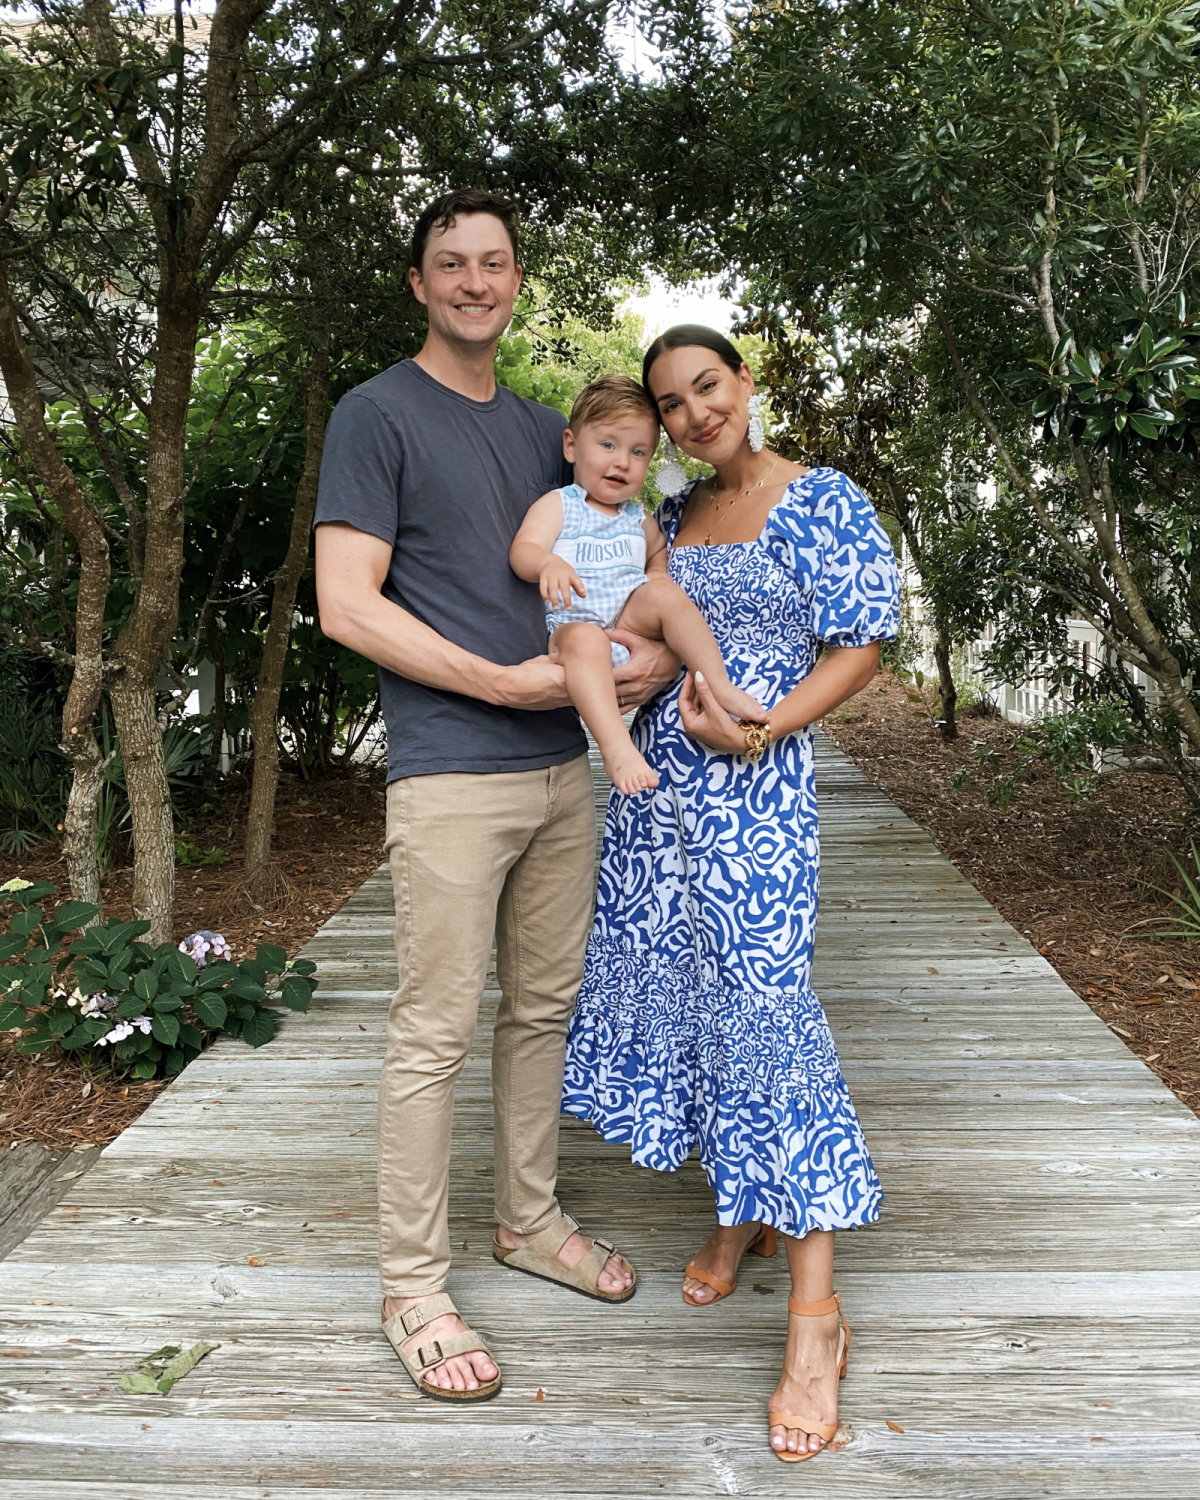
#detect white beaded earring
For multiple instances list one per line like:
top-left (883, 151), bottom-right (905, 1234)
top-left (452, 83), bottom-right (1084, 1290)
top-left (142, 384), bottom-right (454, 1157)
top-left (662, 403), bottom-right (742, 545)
top-left (654, 439), bottom-right (688, 497)
top-left (747, 394), bottom-right (766, 453)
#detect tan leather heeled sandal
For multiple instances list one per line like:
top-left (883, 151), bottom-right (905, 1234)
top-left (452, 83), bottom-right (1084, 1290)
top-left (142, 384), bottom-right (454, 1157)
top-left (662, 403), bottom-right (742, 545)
top-left (768, 1291), bottom-right (849, 1463)
top-left (381, 1293), bottom-right (502, 1403)
top-left (682, 1222), bottom-right (777, 1306)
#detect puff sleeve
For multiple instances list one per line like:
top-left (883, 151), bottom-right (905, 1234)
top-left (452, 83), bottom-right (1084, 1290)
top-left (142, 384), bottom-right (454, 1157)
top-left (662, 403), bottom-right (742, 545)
top-left (764, 468), bottom-right (900, 645)
top-left (655, 482), bottom-right (696, 546)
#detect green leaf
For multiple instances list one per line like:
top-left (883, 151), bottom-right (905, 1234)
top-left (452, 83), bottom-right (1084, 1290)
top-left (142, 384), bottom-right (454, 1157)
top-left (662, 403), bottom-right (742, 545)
top-left (133, 969), bottom-right (158, 1002)
top-left (165, 948), bottom-right (197, 984)
top-left (9, 908), bottom-right (44, 938)
top-left (192, 993), bottom-right (227, 1029)
top-left (151, 1011), bottom-right (179, 1046)
top-left (242, 1009), bottom-right (276, 1048)
top-left (115, 996), bottom-right (146, 1019)
top-left (0, 934), bottom-right (29, 961)
top-left (118, 1372), bottom-right (162, 1394)
top-left (131, 1059), bottom-right (158, 1079)
top-left (229, 976), bottom-right (266, 1003)
top-left (255, 943), bottom-right (287, 972)
top-left (0, 1001), bottom-right (27, 1028)
top-left (48, 901), bottom-right (100, 933)
top-left (151, 994), bottom-right (184, 1013)
top-left (1128, 413), bottom-right (1162, 439)
top-left (179, 1022), bottom-right (204, 1051)
top-left (278, 976), bottom-right (313, 1012)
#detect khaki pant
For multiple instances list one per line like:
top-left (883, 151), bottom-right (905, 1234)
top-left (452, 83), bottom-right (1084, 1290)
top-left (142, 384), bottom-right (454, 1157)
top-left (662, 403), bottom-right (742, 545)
top-left (379, 755), bottom-right (596, 1296)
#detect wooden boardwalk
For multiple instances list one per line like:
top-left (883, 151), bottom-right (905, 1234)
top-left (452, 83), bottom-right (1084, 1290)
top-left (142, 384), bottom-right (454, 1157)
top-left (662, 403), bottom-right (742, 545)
top-left (3, 734), bottom-right (1199, 1497)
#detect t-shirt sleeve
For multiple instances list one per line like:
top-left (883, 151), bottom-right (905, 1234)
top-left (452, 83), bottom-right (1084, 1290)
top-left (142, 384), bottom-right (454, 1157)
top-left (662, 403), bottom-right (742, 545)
top-left (764, 470), bottom-right (900, 645)
top-left (313, 393), bottom-right (403, 544)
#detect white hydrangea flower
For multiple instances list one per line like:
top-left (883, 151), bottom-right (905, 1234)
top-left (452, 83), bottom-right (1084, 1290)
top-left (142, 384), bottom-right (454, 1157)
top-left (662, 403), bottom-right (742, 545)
top-left (0, 877), bottom-right (34, 893)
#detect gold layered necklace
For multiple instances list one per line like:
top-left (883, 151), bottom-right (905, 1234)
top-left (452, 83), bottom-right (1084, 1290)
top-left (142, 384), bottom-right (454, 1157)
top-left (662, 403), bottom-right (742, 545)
top-left (703, 455), bottom-right (781, 545)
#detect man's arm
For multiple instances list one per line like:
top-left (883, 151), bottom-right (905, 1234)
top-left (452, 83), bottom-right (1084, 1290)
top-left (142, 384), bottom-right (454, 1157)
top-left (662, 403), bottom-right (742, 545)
top-left (315, 521), bottom-right (570, 711)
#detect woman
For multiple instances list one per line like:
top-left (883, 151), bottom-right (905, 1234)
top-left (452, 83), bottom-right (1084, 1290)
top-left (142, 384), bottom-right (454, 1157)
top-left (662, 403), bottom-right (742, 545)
top-left (562, 326), bottom-right (900, 1461)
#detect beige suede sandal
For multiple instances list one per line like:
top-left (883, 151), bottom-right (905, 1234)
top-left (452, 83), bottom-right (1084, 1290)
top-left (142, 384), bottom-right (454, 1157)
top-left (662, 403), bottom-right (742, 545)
top-left (768, 1292), bottom-right (849, 1462)
top-left (492, 1210), bottom-right (636, 1303)
top-left (381, 1292), bottom-right (502, 1403)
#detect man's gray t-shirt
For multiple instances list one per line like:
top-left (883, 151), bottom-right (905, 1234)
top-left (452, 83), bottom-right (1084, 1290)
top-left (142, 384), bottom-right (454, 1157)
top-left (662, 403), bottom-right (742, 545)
top-left (314, 358), bottom-right (585, 782)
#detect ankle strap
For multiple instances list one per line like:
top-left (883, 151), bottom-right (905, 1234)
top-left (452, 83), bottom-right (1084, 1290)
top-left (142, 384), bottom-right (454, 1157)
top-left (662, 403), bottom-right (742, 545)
top-left (787, 1292), bottom-right (840, 1317)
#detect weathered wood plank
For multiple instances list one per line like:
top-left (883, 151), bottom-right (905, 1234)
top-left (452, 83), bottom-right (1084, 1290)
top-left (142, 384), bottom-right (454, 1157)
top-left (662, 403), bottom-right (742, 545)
top-left (2, 733), bottom-right (1198, 1498)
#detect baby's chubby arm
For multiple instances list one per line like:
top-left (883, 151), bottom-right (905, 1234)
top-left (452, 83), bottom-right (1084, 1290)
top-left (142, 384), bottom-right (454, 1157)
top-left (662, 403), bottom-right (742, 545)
top-left (643, 515), bottom-right (668, 576)
top-left (510, 490), bottom-right (587, 611)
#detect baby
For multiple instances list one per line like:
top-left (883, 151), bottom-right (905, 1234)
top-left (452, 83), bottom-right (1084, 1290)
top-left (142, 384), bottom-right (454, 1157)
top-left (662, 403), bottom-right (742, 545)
top-left (510, 374), bottom-right (765, 794)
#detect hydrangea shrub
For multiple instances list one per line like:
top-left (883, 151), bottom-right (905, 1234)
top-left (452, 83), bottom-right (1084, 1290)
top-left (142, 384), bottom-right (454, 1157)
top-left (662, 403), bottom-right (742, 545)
top-left (0, 880), bottom-right (317, 1079)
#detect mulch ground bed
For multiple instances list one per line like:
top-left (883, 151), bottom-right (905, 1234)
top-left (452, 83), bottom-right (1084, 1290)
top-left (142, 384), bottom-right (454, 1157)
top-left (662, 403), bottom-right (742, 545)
top-left (824, 671), bottom-right (1200, 1119)
top-left (2, 767), bottom-right (386, 1154)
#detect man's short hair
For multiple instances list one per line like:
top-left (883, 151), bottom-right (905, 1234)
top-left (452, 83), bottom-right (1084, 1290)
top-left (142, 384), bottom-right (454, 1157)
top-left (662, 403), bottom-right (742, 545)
top-left (568, 375), bottom-right (659, 433)
top-left (410, 190), bottom-right (521, 273)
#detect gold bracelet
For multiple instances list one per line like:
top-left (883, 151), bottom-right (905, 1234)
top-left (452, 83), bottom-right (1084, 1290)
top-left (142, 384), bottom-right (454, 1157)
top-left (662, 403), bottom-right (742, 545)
top-left (739, 719), bottom-right (772, 762)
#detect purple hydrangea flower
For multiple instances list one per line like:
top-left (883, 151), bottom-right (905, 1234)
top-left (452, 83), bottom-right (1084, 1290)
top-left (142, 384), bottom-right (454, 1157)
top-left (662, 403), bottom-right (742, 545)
top-left (178, 930), bottom-right (232, 967)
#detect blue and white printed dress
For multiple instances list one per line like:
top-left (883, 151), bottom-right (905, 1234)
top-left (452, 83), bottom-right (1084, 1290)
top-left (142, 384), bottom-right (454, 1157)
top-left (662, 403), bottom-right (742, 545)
top-left (561, 468), bottom-right (901, 1236)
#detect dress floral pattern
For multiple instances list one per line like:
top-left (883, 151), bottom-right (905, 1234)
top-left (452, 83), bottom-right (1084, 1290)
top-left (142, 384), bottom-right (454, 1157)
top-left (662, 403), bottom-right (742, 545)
top-left (561, 467), bottom-right (901, 1236)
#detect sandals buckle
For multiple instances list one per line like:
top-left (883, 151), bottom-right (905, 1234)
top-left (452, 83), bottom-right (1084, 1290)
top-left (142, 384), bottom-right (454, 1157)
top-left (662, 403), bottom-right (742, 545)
top-left (416, 1340), bottom-right (443, 1369)
top-left (400, 1305), bottom-right (426, 1336)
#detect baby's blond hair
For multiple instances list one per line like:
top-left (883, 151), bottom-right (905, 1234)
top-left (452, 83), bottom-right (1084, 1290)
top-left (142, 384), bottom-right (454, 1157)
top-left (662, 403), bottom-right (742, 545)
top-left (567, 374), bottom-right (659, 433)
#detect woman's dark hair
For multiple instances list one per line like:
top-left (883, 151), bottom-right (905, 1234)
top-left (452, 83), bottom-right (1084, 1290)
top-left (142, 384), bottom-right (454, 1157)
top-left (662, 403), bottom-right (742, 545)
top-left (642, 324), bottom-right (744, 401)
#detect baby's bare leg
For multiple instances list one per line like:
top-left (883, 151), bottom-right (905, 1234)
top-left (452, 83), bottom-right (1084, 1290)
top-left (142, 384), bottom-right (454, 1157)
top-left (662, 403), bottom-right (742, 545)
top-left (551, 622), bottom-right (659, 795)
top-left (617, 578), bottom-right (767, 722)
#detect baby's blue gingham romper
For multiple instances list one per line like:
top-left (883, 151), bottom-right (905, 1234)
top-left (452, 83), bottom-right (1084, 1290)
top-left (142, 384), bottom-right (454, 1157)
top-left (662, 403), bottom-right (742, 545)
top-left (545, 484), bottom-right (648, 665)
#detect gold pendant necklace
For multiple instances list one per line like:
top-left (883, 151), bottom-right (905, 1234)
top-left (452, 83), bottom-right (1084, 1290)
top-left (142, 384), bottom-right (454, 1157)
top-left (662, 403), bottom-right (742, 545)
top-left (703, 455), bottom-right (781, 545)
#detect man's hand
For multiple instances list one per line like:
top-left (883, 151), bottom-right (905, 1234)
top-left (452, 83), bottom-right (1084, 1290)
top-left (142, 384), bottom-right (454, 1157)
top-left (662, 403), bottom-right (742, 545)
top-left (608, 629), bottom-right (681, 711)
top-left (540, 557), bottom-right (586, 611)
top-left (492, 654), bottom-right (572, 711)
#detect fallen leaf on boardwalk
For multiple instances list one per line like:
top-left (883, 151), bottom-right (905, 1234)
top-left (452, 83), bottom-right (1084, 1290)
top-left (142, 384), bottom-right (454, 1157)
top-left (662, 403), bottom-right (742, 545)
top-left (330, 1212), bottom-right (350, 1218)
top-left (621, 1396), bottom-right (638, 1404)
top-left (886, 1421), bottom-right (904, 1433)
top-left (3, 1351), bottom-right (30, 1357)
top-left (927, 967), bottom-right (939, 974)
top-left (212, 1181), bottom-right (224, 1187)
top-left (535, 1388), bottom-right (544, 1401)
top-left (31, 1299), bottom-right (52, 1306)
top-left (118, 1341), bottom-right (216, 1395)
top-left (462, 1241), bottom-right (469, 1251)
top-left (245, 1257), bottom-right (262, 1266)
top-left (358, 1025), bottom-right (366, 1032)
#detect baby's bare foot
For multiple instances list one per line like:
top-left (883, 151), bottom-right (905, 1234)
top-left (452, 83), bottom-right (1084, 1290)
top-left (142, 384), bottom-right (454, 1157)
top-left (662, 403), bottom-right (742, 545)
top-left (604, 744), bottom-right (659, 795)
top-left (712, 681), bottom-right (768, 723)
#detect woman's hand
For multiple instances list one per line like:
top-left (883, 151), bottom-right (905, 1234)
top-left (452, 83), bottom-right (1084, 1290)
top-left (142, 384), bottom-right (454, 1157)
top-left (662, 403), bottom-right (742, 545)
top-left (677, 671), bottom-right (752, 753)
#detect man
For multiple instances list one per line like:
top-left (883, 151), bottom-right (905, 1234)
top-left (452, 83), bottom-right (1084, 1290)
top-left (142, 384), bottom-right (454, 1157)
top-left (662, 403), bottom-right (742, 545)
top-left (314, 189), bottom-right (676, 1401)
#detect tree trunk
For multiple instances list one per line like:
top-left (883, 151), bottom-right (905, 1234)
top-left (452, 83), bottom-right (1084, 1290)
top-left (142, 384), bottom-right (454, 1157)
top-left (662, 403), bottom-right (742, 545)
top-left (244, 334), bottom-right (331, 897)
top-left (108, 296), bottom-right (202, 943)
top-left (932, 627), bottom-right (958, 739)
top-left (109, 676), bottom-right (176, 939)
top-left (0, 261), bottom-right (110, 913)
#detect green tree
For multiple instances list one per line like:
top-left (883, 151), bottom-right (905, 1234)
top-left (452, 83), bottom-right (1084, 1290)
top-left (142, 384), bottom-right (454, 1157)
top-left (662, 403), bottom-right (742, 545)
top-left (0, 0), bottom-right (688, 933)
top-left (710, 0), bottom-right (1200, 795)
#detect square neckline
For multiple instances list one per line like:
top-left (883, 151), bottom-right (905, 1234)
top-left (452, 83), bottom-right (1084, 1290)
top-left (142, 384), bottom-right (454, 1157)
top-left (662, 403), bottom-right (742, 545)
top-left (666, 471), bottom-right (816, 552)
